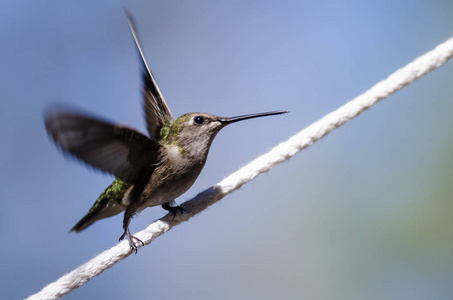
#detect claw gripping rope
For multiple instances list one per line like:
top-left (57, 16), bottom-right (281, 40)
top-left (27, 36), bottom-right (453, 300)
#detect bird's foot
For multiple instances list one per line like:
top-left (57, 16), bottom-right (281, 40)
top-left (162, 202), bottom-right (185, 219)
top-left (119, 229), bottom-right (144, 254)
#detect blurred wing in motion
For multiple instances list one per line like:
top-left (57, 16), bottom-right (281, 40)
top-left (45, 109), bottom-right (161, 183)
top-left (125, 10), bottom-right (173, 142)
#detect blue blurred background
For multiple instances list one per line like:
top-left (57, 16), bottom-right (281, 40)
top-left (2, 1), bottom-right (453, 299)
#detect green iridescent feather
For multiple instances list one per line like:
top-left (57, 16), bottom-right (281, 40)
top-left (89, 179), bottom-right (130, 213)
top-left (70, 179), bottom-right (130, 232)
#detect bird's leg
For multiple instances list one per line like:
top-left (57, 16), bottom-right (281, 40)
top-left (119, 207), bottom-right (144, 253)
top-left (162, 201), bottom-right (185, 218)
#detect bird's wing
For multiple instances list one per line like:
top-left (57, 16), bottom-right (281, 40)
top-left (125, 10), bottom-right (173, 142)
top-left (45, 109), bottom-right (161, 184)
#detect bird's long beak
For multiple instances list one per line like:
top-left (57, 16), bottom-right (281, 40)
top-left (218, 110), bottom-right (288, 125)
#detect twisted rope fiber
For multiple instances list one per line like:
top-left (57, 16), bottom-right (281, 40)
top-left (27, 36), bottom-right (453, 300)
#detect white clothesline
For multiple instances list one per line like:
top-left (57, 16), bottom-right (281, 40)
top-left (26, 36), bottom-right (453, 300)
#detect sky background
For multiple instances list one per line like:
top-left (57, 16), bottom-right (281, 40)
top-left (2, 1), bottom-right (453, 299)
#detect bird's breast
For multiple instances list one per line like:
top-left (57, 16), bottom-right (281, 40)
top-left (139, 145), bottom-right (207, 208)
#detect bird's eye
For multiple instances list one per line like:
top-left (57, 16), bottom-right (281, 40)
top-left (194, 116), bottom-right (205, 125)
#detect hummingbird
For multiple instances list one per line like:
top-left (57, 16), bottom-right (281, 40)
top-left (44, 12), bottom-right (288, 252)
